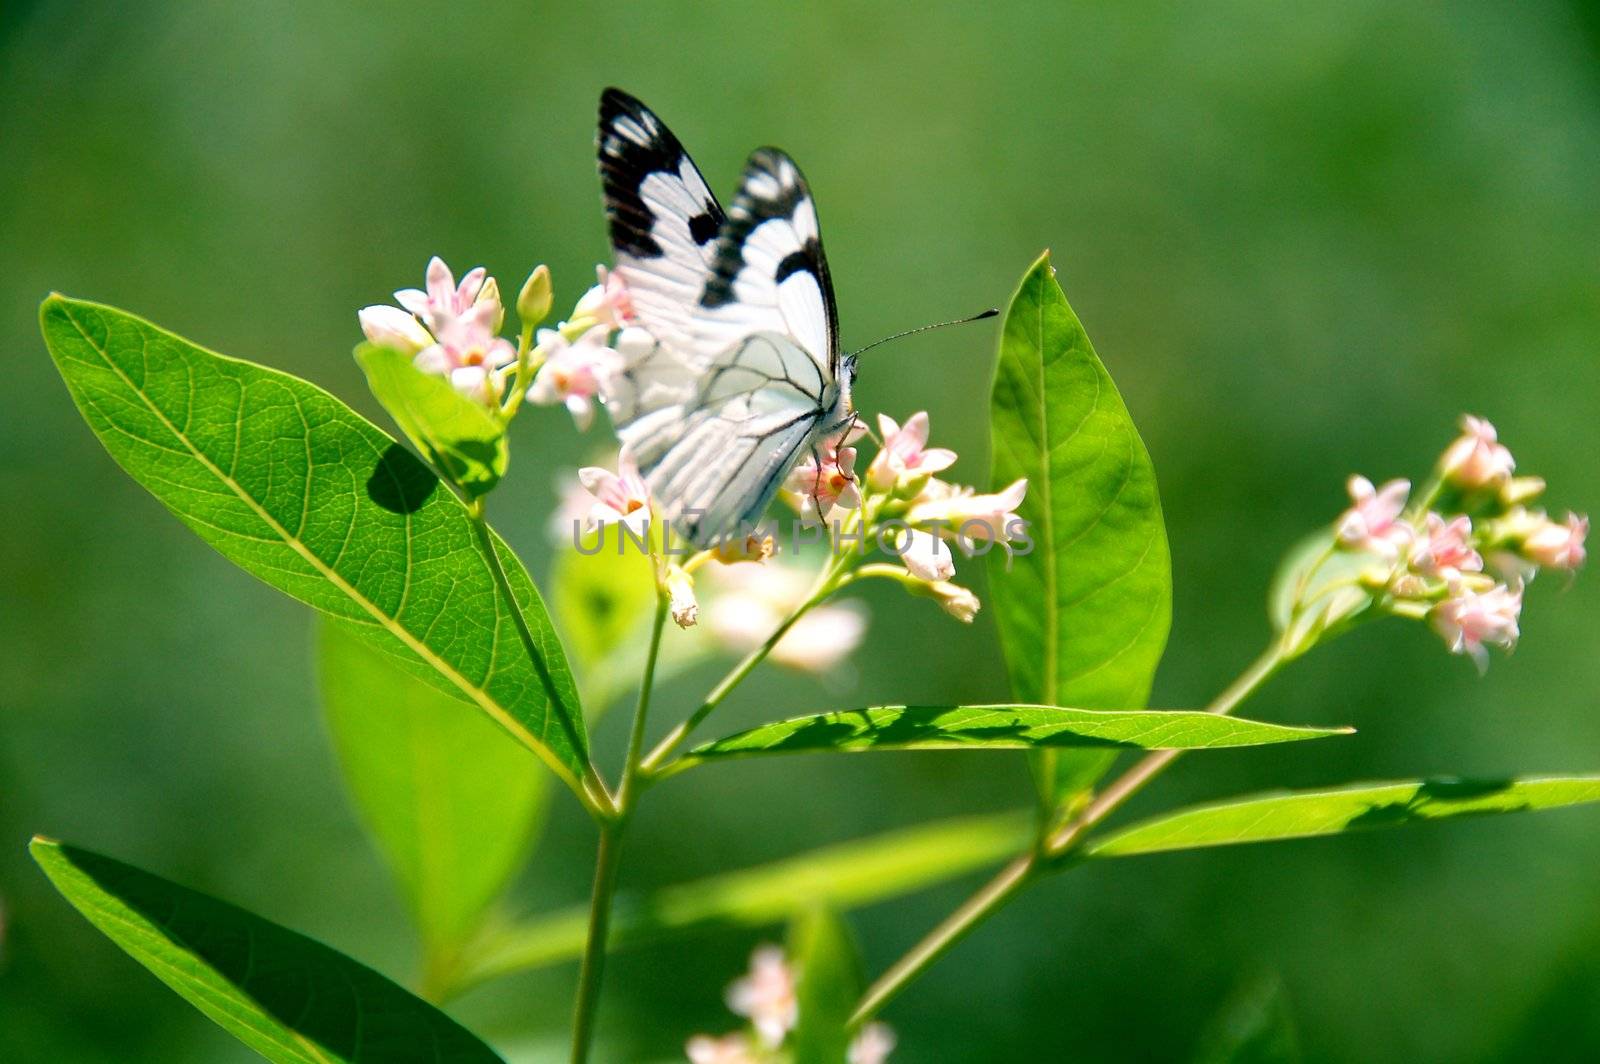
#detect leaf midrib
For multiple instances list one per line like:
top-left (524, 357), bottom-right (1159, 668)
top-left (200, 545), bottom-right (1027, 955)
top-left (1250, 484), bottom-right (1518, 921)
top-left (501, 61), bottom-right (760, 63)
top-left (58, 302), bottom-right (581, 794)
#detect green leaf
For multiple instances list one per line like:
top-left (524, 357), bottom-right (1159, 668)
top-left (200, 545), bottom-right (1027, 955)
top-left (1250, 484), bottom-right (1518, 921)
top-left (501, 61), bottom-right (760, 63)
top-left (987, 251), bottom-right (1173, 803)
top-left (41, 296), bottom-right (590, 799)
top-left (356, 343), bottom-right (507, 498)
top-left (453, 811), bottom-right (1031, 992)
top-left (787, 909), bottom-right (864, 1064)
top-left (31, 837), bottom-right (504, 1063)
top-left (678, 705), bottom-right (1350, 766)
top-left (1085, 776), bottom-right (1600, 858)
top-left (318, 622), bottom-right (548, 989)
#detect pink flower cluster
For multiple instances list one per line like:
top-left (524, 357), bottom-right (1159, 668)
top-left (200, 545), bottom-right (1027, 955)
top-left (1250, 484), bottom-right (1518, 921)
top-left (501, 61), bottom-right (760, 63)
top-left (1332, 415), bottom-right (1585, 671)
top-left (685, 945), bottom-right (895, 1064)
top-left (360, 257), bottom-right (517, 404)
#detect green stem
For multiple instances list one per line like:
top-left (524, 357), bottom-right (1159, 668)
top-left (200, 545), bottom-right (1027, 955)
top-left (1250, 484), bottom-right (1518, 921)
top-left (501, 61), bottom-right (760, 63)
top-left (619, 595), bottom-right (670, 808)
top-left (569, 824), bottom-right (624, 1064)
top-left (468, 501), bottom-right (613, 819)
top-left (850, 642), bottom-right (1288, 1028)
top-left (638, 551), bottom-right (850, 775)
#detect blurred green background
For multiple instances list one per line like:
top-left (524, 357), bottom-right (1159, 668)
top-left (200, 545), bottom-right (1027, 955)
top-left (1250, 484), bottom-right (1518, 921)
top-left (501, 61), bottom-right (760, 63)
top-left (3, 1), bottom-right (1598, 1060)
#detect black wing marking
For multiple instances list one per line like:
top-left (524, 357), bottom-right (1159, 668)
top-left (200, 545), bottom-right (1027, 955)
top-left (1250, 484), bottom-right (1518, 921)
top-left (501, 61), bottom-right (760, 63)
top-left (597, 88), bottom-right (726, 355)
top-left (693, 147), bottom-right (840, 379)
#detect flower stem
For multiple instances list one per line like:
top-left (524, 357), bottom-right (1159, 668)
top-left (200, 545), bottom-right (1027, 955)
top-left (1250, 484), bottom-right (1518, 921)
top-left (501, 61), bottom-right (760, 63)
top-left (468, 501), bottom-right (613, 819)
top-left (568, 571), bottom-right (671, 1063)
top-left (849, 643), bottom-right (1288, 1028)
top-left (569, 823), bottom-right (624, 1064)
top-left (637, 551), bottom-right (850, 775)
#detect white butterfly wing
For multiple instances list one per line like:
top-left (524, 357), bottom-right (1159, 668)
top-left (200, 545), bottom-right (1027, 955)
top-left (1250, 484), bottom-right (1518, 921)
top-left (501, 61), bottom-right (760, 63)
top-left (598, 88), bottom-right (726, 358)
top-left (598, 94), bottom-right (846, 546)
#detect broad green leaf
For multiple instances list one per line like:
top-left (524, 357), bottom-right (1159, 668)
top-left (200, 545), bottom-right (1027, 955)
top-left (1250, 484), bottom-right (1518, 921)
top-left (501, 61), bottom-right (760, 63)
top-left (787, 909), bottom-right (863, 1064)
top-left (318, 622), bottom-right (547, 990)
top-left (41, 296), bottom-right (590, 799)
top-left (356, 343), bottom-right (507, 498)
top-left (987, 252), bottom-right (1172, 803)
top-left (677, 705), bottom-right (1349, 766)
top-left (31, 837), bottom-right (503, 1063)
top-left (452, 811), bottom-right (1031, 992)
top-left (1085, 776), bottom-right (1600, 858)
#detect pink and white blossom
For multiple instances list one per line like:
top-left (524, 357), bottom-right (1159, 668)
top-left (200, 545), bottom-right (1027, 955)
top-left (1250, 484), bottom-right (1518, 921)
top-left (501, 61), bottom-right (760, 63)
top-left (528, 326), bottom-right (623, 430)
top-left (394, 256), bottom-right (491, 334)
top-left (1409, 513), bottom-right (1482, 578)
top-left (1430, 579), bottom-right (1523, 673)
top-left (1440, 414), bottom-right (1515, 490)
top-left (848, 1022), bottom-right (898, 1064)
top-left (724, 945), bottom-right (798, 1049)
top-left (684, 1033), bottom-right (758, 1064)
top-left (577, 452), bottom-right (652, 536)
top-left (906, 479), bottom-right (1029, 552)
top-left (1523, 511), bottom-right (1588, 571)
top-left (572, 264), bottom-right (636, 330)
top-left (897, 526), bottom-right (955, 582)
top-left (413, 305), bottom-right (517, 402)
top-left (867, 412), bottom-right (957, 493)
top-left (1335, 476), bottom-right (1413, 558)
top-left (786, 438), bottom-right (863, 521)
top-left (357, 305), bottom-right (432, 355)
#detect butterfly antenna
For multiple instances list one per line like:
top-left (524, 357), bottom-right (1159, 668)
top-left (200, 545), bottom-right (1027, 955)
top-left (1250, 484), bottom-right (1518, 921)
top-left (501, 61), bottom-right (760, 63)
top-left (847, 308), bottom-right (998, 359)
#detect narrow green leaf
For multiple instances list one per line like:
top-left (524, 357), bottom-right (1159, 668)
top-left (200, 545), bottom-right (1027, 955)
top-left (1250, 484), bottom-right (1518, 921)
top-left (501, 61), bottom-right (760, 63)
top-left (41, 296), bottom-right (589, 797)
top-left (1085, 776), bottom-right (1600, 858)
top-left (787, 909), bottom-right (863, 1064)
top-left (356, 343), bottom-right (507, 498)
top-left (678, 705), bottom-right (1349, 765)
top-left (318, 622), bottom-right (548, 985)
top-left (987, 252), bottom-right (1173, 801)
top-left (31, 837), bottom-right (503, 1063)
top-left (452, 812), bottom-right (1031, 992)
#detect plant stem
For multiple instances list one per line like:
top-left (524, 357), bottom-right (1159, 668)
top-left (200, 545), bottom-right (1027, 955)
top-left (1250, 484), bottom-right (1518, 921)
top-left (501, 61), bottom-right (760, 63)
top-left (849, 853), bottom-right (1038, 1027)
top-left (569, 823), bottom-right (624, 1064)
top-left (619, 595), bottom-right (669, 807)
top-left (638, 553), bottom-right (848, 775)
top-left (850, 643), bottom-right (1288, 1027)
top-left (468, 502), bottom-right (613, 819)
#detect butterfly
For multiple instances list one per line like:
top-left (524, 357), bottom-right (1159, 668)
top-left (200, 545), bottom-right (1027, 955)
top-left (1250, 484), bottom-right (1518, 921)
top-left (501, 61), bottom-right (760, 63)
top-left (596, 88), bottom-right (860, 547)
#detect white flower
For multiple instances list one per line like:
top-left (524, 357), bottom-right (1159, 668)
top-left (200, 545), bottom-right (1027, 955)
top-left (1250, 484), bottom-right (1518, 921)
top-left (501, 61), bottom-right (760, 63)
top-left (357, 305), bottom-right (432, 355)
top-left (685, 1033), bottom-right (758, 1064)
top-left (572, 264), bottom-right (636, 330)
top-left (867, 412), bottom-right (957, 493)
top-left (1335, 476), bottom-right (1413, 558)
top-left (897, 526), bottom-right (955, 582)
top-left (906, 479), bottom-right (1029, 552)
top-left (528, 325), bottom-right (623, 430)
top-left (849, 1022), bottom-right (897, 1064)
top-left (577, 452), bottom-right (652, 537)
top-left (1523, 511), bottom-right (1587, 572)
top-left (1439, 414), bottom-right (1515, 490)
top-left (1430, 579), bottom-right (1523, 673)
top-left (1409, 513), bottom-right (1482, 579)
top-left (725, 945), bottom-right (798, 1050)
top-left (704, 563), bottom-right (867, 674)
top-left (923, 580), bottom-right (981, 622)
top-left (667, 565), bottom-right (699, 629)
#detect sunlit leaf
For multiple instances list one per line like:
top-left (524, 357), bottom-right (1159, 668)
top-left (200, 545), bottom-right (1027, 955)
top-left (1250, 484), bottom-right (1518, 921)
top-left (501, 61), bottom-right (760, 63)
top-left (41, 296), bottom-right (590, 798)
top-left (452, 812), bottom-right (1031, 992)
top-left (31, 838), bottom-right (503, 1063)
top-left (677, 705), bottom-right (1349, 766)
top-left (1084, 777), bottom-right (1600, 858)
top-left (356, 343), bottom-right (507, 498)
top-left (987, 252), bottom-right (1172, 803)
top-left (318, 622), bottom-right (548, 991)
top-left (787, 909), bottom-right (863, 1064)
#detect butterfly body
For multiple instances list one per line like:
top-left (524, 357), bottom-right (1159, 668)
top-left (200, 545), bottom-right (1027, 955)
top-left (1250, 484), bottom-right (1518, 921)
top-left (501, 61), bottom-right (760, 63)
top-left (597, 89), bottom-right (855, 546)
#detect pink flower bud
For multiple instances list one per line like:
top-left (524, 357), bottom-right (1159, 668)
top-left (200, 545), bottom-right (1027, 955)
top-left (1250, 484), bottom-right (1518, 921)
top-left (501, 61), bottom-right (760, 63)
top-left (849, 1023), bottom-right (898, 1064)
top-left (1409, 513), bottom-right (1483, 578)
top-left (1523, 511), bottom-right (1587, 571)
top-left (899, 527), bottom-right (955, 582)
top-left (572, 264), bottom-right (635, 330)
top-left (1335, 476), bottom-right (1413, 558)
top-left (1429, 579), bottom-right (1522, 673)
top-left (1439, 414), bottom-right (1515, 490)
top-left (358, 305), bottom-right (432, 355)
